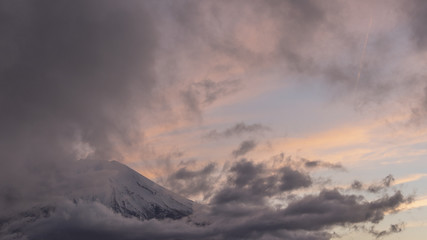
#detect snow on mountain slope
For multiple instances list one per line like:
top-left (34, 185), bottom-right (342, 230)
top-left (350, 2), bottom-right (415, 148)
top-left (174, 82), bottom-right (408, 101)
top-left (0, 159), bottom-right (194, 239)
top-left (60, 160), bottom-right (193, 220)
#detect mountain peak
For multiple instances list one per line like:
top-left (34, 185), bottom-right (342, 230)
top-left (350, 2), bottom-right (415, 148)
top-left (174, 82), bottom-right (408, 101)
top-left (62, 160), bottom-right (193, 220)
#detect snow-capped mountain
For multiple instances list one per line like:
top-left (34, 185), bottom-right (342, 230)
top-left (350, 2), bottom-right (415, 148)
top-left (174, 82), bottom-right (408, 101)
top-left (0, 160), bottom-right (195, 239)
top-left (0, 160), bottom-right (194, 239)
top-left (60, 160), bottom-right (193, 220)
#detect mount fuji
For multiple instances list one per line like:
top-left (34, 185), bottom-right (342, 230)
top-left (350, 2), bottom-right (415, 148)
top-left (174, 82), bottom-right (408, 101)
top-left (60, 159), bottom-right (194, 220)
top-left (1, 160), bottom-right (193, 225)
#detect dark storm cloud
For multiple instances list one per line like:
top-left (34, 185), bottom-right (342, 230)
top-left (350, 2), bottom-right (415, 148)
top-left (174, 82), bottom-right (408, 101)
top-left (205, 122), bottom-right (270, 139)
top-left (165, 163), bottom-right (217, 199)
top-left (229, 159), bottom-right (264, 187)
top-left (165, 159), bottom-right (300, 206)
top-left (211, 159), bottom-right (272, 205)
top-left (277, 190), bottom-right (407, 228)
top-left (205, 159), bottom-right (409, 239)
top-left (2, 190), bottom-right (410, 240)
top-left (0, 0), bottom-right (157, 215)
top-left (211, 160), bottom-right (313, 206)
top-left (232, 140), bottom-right (257, 158)
top-left (279, 167), bottom-right (312, 191)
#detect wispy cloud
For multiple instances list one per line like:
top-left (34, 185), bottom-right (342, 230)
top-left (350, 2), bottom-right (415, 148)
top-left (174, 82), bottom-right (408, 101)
top-left (205, 122), bottom-right (270, 139)
top-left (232, 140), bottom-right (257, 158)
top-left (394, 173), bottom-right (427, 185)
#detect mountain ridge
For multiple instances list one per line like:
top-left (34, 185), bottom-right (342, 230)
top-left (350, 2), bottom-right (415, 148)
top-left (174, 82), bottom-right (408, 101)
top-left (2, 160), bottom-right (193, 222)
top-left (66, 159), bottom-right (193, 220)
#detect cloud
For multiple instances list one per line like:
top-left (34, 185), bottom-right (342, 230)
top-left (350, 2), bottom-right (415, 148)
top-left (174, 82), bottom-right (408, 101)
top-left (0, 200), bottom-right (210, 240)
top-left (410, 86), bottom-right (427, 123)
top-left (279, 167), bottom-right (312, 191)
top-left (351, 175), bottom-right (396, 193)
top-left (181, 79), bottom-right (242, 118)
top-left (351, 180), bottom-right (364, 190)
top-left (196, 79), bottom-right (241, 104)
top-left (205, 122), bottom-right (270, 139)
top-left (422, 86), bottom-right (427, 111)
top-left (367, 175), bottom-right (395, 193)
top-left (232, 140), bottom-right (257, 158)
top-left (0, 159), bottom-right (411, 240)
top-left (210, 159), bottom-right (315, 206)
top-left (404, 0), bottom-right (427, 50)
top-left (3, 192), bottom-right (408, 240)
top-left (277, 190), bottom-right (407, 228)
top-left (146, 0), bottom-right (427, 128)
top-left (301, 159), bottom-right (345, 170)
top-left (368, 223), bottom-right (405, 238)
top-left (165, 163), bottom-right (217, 199)
top-left (181, 88), bottom-right (203, 119)
top-left (0, 0), bottom-right (157, 215)
top-left (210, 159), bottom-right (271, 205)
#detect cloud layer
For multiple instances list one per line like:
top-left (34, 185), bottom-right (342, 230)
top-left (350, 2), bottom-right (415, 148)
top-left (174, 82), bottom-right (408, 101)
top-left (0, 0), bottom-right (157, 215)
top-left (1, 159), bottom-right (411, 240)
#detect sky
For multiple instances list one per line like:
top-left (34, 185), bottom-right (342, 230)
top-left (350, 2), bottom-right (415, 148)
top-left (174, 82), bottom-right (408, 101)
top-left (0, 0), bottom-right (426, 239)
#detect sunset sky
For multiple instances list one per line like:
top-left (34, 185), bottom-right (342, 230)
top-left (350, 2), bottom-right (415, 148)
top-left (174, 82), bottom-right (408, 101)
top-left (1, 0), bottom-right (426, 239)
